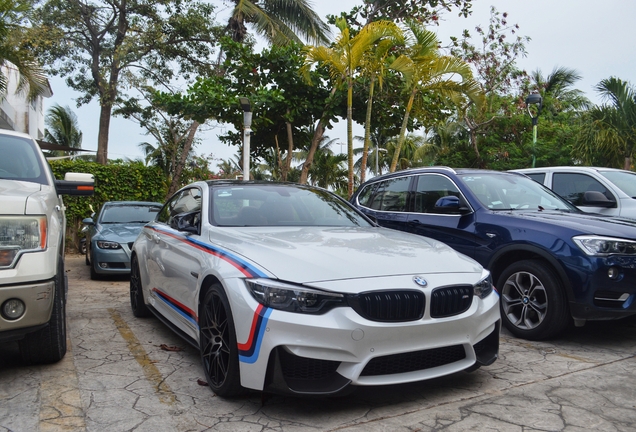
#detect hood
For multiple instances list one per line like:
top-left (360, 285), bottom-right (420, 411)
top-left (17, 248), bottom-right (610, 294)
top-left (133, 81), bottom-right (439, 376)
top-left (500, 209), bottom-right (636, 239)
top-left (0, 180), bottom-right (44, 214)
top-left (97, 223), bottom-right (147, 243)
top-left (209, 226), bottom-right (483, 283)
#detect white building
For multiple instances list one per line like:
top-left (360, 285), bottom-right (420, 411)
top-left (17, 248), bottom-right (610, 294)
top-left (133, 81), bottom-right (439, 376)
top-left (0, 61), bottom-right (52, 139)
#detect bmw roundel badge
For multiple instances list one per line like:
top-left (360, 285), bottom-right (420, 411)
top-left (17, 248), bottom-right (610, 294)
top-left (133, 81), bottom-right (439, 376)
top-left (413, 276), bottom-right (428, 287)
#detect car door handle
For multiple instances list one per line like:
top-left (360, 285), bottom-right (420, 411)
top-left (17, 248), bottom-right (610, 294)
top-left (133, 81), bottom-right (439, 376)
top-left (152, 233), bottom-right (161, 243)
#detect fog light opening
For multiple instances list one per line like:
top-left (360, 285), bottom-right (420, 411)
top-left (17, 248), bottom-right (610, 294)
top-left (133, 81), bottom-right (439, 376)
top-left (607, 267), bottom-right (621, 280)
top-left (2, 298), bottom-right (26, 320)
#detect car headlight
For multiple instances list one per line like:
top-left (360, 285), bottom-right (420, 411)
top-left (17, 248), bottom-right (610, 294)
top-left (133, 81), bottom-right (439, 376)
top-left (245, 279), bottom-right (345, 314)
top-left (0, 216), bottom-right (47, 267)
top-left (573, 235), bottom-right (636, 256)
top-left (474, 271), bottom-right (494, 299)
top-left (96, 240), bottom-right (122, 249)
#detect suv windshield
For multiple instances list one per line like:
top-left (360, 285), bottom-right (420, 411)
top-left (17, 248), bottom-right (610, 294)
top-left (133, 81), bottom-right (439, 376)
top-left (0, 134), bottom-right (48, 184)
top-left (599, 170), bottom-right (636, 198)
top-left (459, 172), bottom-right (578, 211)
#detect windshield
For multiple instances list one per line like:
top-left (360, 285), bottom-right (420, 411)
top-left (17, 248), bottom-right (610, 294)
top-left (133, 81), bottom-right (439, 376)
top-left (210, 184), bottom-right (372, 227)
top-left (459, 172), bottom-right (579, 211)
top-left (0, 134), bottom-right (48, 185)
top-left (599, 170), bottom-right (636, 198)
top-left (100, 204), bottom-right (161, 224)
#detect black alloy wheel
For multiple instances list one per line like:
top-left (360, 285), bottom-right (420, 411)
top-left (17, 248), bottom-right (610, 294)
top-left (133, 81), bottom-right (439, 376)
top-left (199, 284), bottom-right (243, 397)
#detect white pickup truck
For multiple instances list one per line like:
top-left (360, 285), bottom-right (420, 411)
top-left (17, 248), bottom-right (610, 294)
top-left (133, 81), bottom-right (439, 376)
top-left (0, 129), bottom-right (94, 364)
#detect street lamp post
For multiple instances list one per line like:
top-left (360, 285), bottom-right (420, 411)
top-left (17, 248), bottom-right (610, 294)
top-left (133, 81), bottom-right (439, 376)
top-left (525, 93), bottom-right (543, 168)
top-left (239, 97), bottom-right (252, 181)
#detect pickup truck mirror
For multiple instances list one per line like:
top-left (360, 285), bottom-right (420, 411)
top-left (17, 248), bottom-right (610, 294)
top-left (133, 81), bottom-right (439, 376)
top-left (582, 191), bottom-right (616, 208)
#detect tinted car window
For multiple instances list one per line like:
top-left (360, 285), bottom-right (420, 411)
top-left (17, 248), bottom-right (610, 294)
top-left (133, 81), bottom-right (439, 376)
top-left (357, 176), bottom-right (410, 211)
top-left (552, 173), bottom-right (614, 205)
top-left (0, 134), bottom-right (47, 184)
top-left (210, 184), bottom-right (371, 227)
top-left (599, 170), bottom-right (636, 197)
top-left (525, 172), bottom-right (545, 183)
top-left (412, 174), bottom-right (462, 214)
top-left (157, 188), bottom-right (202, 225)
top-left (100, 204), bottom-right (161, 224)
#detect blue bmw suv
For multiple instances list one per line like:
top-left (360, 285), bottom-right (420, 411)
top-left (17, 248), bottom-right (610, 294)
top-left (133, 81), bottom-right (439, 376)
top-left (351, 167), bottom-right (636, 340)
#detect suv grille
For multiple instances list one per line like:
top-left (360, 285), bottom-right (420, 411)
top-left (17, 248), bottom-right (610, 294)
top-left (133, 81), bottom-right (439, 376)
top-left (430, 285), bottom-right (473, 318)
top-left (348, 290), bottom-right (425, 322)
top-left (361, 345), bottom-right (466, 376)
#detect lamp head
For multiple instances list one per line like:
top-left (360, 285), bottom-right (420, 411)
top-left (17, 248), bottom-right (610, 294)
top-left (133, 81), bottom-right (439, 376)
top-left (239, 97), bottom-right (251, 112)
top-left (525, 93), bottom-right (542, 107)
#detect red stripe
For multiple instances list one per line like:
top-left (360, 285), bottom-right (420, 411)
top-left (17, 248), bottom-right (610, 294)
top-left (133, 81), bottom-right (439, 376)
top-left (237, 304), bottom-right (264, 350)
top-left (148, 227), bottom-right (255, 277)
top-left (152, 288), bottom-right (198, 322)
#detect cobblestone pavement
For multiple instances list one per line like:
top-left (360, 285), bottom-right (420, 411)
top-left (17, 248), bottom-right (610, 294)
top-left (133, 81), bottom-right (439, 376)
top-left (1, 254), bottom-right (636, 431)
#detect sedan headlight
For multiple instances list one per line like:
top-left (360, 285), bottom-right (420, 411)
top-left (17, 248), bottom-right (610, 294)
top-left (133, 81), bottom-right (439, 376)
top-left (573, 235), bottom-right (636, 256)
top-left (96, 240), bottom-right (122, 249)
top-left (474, 271), bottom-right (494, 299)
top-left (0, 216), bottom-right (47, 267)
top-left (245, 279), bottom-right (345, 314)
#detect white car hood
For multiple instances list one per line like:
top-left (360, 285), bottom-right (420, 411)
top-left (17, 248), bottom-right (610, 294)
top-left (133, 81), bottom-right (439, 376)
top-left (208, 226), bottom-right (482, 284)
top-left (0, 180), bottom-right (46, 215)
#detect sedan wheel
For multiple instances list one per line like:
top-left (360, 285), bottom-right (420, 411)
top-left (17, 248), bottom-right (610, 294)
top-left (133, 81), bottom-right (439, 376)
top-left (199, 284), bottom-right (243, 397)
top-left (497, 259), bottom-right (569, 340)
top-left (130, 255), bottom-right (151, 318)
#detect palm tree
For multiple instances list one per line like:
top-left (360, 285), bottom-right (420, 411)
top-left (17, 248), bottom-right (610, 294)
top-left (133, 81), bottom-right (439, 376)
top-left (388, 21), bottom-right (483, 173)
top-left (226, 0), bottom-right (330, 46)
top-left (44, 105), bottom-right (83, 156)
top-left (303, 18), bottom-right (404, 197)
top-left (575, 77), bottom-right (636, 170)
top-left (0, 0), bottom-right (48, 99)
top-left (216, 157), bottom-right (242, 179)
top-left (528, 67), bottom-right (590, 112)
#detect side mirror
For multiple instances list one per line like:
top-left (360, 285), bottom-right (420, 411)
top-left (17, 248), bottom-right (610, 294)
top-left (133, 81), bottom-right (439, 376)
top-left (434, 196), bottom-right (471, 214)
top-left (82, 217), bottom-right (95, 225)
top-left (172, 210), bottom-right (201, 235)
top-left (582, 191), bottom-right (616, 208)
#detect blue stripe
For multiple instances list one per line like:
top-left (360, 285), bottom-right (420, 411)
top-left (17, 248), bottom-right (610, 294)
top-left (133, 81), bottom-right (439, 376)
top-left (239, 307), bottom-right (273, 364)
top-left (151, 226), bottom-right (269, 278)
top-left (155, 291), bottom-right (199, 327)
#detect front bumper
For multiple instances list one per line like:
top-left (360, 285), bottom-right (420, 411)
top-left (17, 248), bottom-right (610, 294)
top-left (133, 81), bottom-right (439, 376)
top-left (0, 279), bottom-right (55, 338)
top-left (92, 244), bottom-right (132, 275)
top-left (225, 279), bottom-right (501, 395)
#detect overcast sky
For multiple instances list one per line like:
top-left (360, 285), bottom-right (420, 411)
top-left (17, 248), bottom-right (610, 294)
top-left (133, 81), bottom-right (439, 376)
top-left (47, 0), bottom-right (636, 163)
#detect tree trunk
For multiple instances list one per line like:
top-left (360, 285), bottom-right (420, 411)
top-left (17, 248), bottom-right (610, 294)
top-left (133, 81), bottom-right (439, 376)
top-left (96, 104), bottom-right (112, 165)
top-left (347, 78), bottom-right (354, 198)
top-left (300, 121), bottom-right (325, 184)
top-left (360, 76), bottom-right (375, 184)
top-left (167, 120), bottom-right (200, 197)
top-left (284, 120), bottom-right (294, 181)
top-left (624, 156), bottom-right (632, 171)
top-left (390, 89), bottom-right (415, 173)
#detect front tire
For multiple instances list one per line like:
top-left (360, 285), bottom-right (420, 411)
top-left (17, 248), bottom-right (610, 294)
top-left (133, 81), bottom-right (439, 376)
top-left (130, 255), bottom-right (151, 318)
top-left (497, 259), bottom-right (569, 340)
top-left (199, 284), bottom-right (244, 397)
top-left (19, 259), bottom-right (67, 364)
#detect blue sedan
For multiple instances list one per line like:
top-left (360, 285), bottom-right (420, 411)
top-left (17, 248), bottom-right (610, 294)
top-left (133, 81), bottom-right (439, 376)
top-left (84, 201), bottom-right (162, 279)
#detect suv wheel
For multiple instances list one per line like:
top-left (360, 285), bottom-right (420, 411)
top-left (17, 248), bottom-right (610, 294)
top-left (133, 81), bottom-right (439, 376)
top-left (19, 258), bottom-right (67, 364)
top-left (497, 259), bottom-right (569, 340)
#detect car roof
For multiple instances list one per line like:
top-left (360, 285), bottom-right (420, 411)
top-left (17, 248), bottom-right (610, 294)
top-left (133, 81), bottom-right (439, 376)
top-left (359, 167), bottom-right (523, 185)
top-left (513, 166), bottom-right (630, 174)
top-left (0, 129), bottom-right (35, 140)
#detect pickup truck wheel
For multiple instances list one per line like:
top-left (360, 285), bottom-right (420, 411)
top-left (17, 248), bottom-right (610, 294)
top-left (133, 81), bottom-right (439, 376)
top-left (19, 259), bottom-right (67, 364)
top-left (130, 255), bottom-right (151, 318)
top-left (497, 259), bottom-right (569, 340)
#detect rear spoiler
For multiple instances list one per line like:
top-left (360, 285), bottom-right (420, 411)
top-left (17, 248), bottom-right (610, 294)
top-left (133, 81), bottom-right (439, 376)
top-left (56, 172), bottom-right (95, 196)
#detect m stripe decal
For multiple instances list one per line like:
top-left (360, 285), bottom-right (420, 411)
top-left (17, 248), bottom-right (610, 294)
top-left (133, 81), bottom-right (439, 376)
top-left (147, 226), bottom-right (268, 278)
top-left (238, 304), bottom-right (272, 364)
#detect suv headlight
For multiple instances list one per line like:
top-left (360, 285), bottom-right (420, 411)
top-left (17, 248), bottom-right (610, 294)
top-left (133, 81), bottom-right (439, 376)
top-left (573, 235), bottom-right (636, 256)
top-left (0, 216), bottom-right (47, 267)
top-left (474, 271), bottom-right (494, 299)
top-left (96, 240), bottom-right (122, 249)
top-left (246, 279), bottom-right (344, 314)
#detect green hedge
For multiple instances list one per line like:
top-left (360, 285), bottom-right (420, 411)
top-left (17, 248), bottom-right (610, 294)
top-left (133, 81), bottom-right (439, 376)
top-left (49, 159), bottom-right (168, 253)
